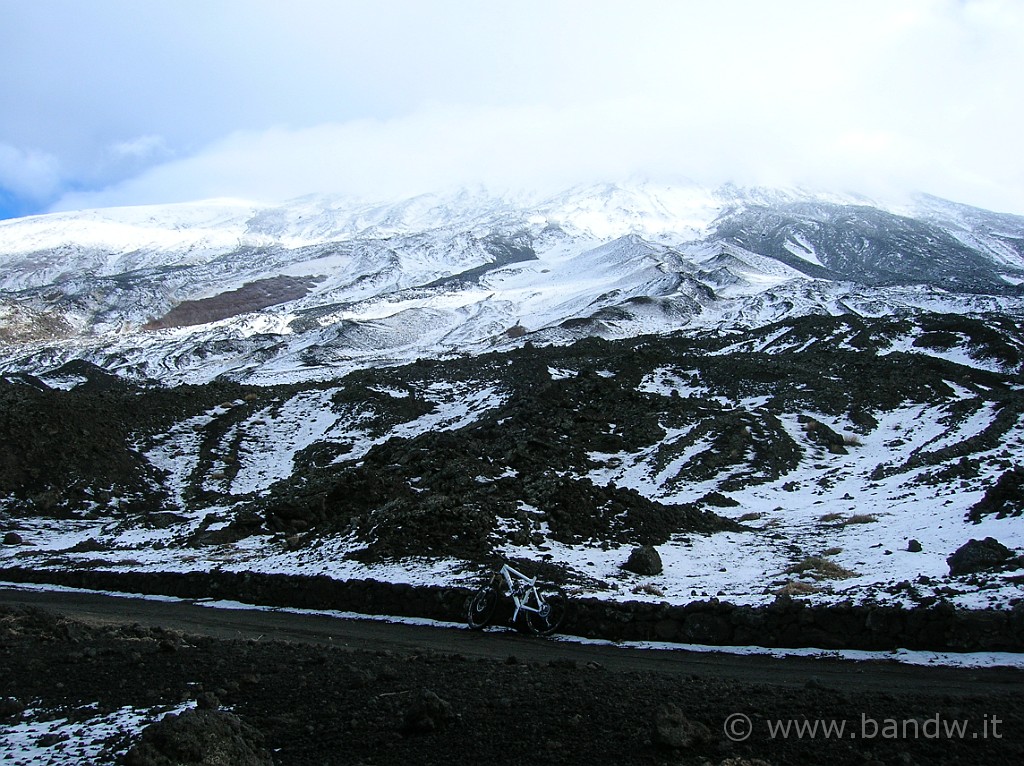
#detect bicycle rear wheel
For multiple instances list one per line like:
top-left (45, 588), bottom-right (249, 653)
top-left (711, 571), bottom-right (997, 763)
top-left (466, 586), bottom-right (499, 629)
top-left (524, 586), bottom-right (567, 636)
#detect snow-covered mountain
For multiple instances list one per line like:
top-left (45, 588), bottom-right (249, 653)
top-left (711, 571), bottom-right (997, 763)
top-left (2, 181), bottom-right (1022, 384)
top-left (4, 182), bottom-right (1024, 618)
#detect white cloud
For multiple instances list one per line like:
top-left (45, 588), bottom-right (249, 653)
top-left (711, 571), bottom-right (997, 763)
top-left (53, 86), bottom-right (1024, 216)
top-left (52, 102), bottom-right (817, 209)
top-left (0, 144), bottom-right (61, 202)
top-left (110, 135), bottom-right (172, 161)
top-left (7, 0), bottom-right (1024, 215)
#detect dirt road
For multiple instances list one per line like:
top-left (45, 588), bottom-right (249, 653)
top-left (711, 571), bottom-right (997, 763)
top-left (1, 585), bottom-right (1019, 694)
top-left (2, 585), bottom-right (1021, 765)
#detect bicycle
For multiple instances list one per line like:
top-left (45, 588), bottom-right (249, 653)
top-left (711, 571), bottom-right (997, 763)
top-left (465, 558), bottom-right (568, 636)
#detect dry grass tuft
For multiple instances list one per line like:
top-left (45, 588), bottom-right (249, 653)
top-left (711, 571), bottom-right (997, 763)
top-left (630, 583), bottom-right (665, 597)
top-left (843, 513), bottom-right (878, 525)
top-left (819, 512), bottom-right (878, 526)
top-left (785, 556), bottom-right (857, 580)
top-left (773, 580), bottom-right (823, 596)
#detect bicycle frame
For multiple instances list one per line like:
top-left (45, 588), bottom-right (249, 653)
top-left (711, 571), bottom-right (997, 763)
top-left (466, 558), bottom-right (565, 635)
top-left (494, 562), bottom-right (549, 624)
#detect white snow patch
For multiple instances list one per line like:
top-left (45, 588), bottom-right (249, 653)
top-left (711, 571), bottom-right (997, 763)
top-left (230, 389), bottom-right (341, 495)
top-left (0, 701), bottom-right (196, 765)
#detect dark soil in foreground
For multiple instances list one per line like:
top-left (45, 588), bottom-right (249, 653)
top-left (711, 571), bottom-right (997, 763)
top-left (1, 601), bottom-right (1021, 766)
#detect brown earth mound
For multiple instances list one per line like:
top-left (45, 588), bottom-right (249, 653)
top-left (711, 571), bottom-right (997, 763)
top-left (144, 275), bottom-right (319, 329)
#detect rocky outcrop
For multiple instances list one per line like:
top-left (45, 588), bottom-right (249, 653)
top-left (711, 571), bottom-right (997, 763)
top-left (967, 466), bottom-right (1024, 522)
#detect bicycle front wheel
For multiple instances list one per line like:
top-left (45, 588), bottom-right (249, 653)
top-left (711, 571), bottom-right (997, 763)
top-left (524, 586), bottom-right (567, 636)
top-left (466, 586), bottom-right (499, 629)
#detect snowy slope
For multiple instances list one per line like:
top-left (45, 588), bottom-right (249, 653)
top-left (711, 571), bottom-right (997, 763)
top-left (3, 316), bottom-right (1023, 616)
top-left (2, 181), bottom-right (1022, 384)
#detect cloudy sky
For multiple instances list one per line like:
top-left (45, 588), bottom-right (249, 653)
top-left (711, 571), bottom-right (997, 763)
top-left (1, 0), bottom-right (1022, 219)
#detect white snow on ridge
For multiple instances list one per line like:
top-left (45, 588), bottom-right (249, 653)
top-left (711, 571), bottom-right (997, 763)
top-left (0, 199), bottom-right (260, 254)
top-left (587, 427), bottom-right (713, 500)
top-left (140, 381), bottom-right (508, 508)
top-left (229, 389), bottom-right (342, 495)
top-left (783, 233), bottom-right (824, 267)
top-left (144, 410), bottom-right (221, 508)
top-left (535, 182), bottom-right (721, 241)
top-left (392, 383), bottom-right (506, 439)
top-left (879, 336), bottom-right (1014, 374)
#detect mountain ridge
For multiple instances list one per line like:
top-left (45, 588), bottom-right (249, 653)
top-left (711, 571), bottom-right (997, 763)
top-left (1, 181), bottom-right (1023, 385)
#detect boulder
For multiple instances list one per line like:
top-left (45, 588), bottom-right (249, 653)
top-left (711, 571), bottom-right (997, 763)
top-left (622, 545), bottom-right (663, 576)
top-left (652, 704), bottom-right (713, 749)
top-left (947, 537), bottom-right (1014, 576)
top-left (2, 531), bottom-right (23, 545)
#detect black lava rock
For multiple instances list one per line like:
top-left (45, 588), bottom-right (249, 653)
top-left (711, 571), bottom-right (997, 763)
top-left (947, 537), bottom-right (1014, 576)
top-left (622, 545), bottom-right (663, 576)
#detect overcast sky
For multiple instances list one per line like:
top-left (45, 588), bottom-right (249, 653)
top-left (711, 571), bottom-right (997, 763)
top-left (1, 0), bottom-right (1022, 219)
